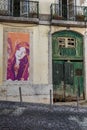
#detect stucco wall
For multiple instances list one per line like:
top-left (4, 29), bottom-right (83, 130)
top-left (0, 23), bottom-right (49, 85)
top-left (33, 25), bottom-right (49, 84)
top-left (0, 25), bottom-right (3, 85)
top-left (0, 23), bottom-right (52, 104)
top-left (0, 0), bottom-right (86, 104)
top-left (51, 26), bottom-right (86, 36)
top-left (39, 0), bottom-right (55, 14)
top-left (0, 22), bottom-right (86, 103)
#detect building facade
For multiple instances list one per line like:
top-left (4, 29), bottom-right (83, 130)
top-left (0, 0), bottom-right (87, 103)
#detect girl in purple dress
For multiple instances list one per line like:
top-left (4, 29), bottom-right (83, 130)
top-left (7, 40), bottom-right (29, 81)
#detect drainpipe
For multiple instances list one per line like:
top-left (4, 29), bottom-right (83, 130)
top-left (48, 25), bottom-right (52, 84)
top-left (84, 31), bottom-right (87, 100)
top-left (48, 25), bottom-right (53, 104)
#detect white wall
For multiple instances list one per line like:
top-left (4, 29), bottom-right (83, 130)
top-left (0, 23), bottom-right (51, 103)
top-left (33, 25), bottom-right (49, 84)
top-left (0, 24), bottom-right (49, 85)
top-left (39, 0), bottom-right (55, 14)
top-left (0, 25), bottom-right (3, 85)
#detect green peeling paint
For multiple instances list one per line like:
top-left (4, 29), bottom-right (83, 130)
top-left (52, 30), bottom-right (84, 101)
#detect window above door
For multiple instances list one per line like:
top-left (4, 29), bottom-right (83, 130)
top-left (58, 37), bottom-right (76, 48)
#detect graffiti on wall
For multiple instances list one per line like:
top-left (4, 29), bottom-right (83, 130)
top-left (7, 32), bottom-right (30, 81)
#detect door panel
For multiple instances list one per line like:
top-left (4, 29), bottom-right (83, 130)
top-left (74, 62), bottom-right (83, 97)
top-left (53, 61), bottom-right (64, 101)
top-left (53, 61), bottom-right (63, 85)
top-left (64, 62), bottom-right (74, 85)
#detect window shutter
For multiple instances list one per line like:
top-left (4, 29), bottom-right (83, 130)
top-left (20, 0), bottom-right (29, 17)
top-left (0, 0), bottom-right (10, 15)
top-left (68, 0), bottom-right (75, 20)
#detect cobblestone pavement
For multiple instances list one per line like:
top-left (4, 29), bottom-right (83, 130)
top-left (0, 101), bottom-right (87, 130)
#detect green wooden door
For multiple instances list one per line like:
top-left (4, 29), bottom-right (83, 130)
top-left (52, 30), bottom-right (84, 102)
top-left (53, 60), bottom-right (83, 101)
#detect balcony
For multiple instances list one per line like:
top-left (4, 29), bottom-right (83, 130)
top-left (50, 4), bottom-right (87, 27)
top-left (0, 0), bottom-right (39, 24)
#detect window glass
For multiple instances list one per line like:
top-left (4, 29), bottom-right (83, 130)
top-left (58, 37), bottom-right (75, 48)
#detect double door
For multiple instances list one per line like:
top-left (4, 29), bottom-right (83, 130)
top-left (53, 60), bottom-right (83, 101)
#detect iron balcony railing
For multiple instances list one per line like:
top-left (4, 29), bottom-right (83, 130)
top-left (0, 0), bottom-right (39, 18)
top-left (50, 4), bottom-right (87, 22)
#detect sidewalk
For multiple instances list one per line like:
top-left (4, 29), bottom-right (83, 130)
top-left (0, 101), bottom-right (87, 130)
top-left (54, 100), bottom-right (87, 107)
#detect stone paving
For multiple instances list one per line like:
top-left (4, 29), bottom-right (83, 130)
top-left (0, 101), bottom-right (87, 130)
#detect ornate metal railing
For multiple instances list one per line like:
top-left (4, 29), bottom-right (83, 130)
top-left (50, 4), bottom-right (87, 22)
top-left (0, 0), bottom-right (39, 18)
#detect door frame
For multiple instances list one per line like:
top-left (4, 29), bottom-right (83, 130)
top-left (52, 30), bottom-right (84, 102)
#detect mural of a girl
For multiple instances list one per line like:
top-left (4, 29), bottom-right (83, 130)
top-left (7, 37), bottom-right (29, 81)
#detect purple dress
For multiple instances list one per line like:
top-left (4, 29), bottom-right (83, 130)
top-left (7, 55), bottom-right (29, 81)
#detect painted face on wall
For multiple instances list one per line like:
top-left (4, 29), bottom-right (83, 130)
top-left (15, 47), bottom-right (27, 66)
top-left (15, 47), bottom-right (26, 60)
